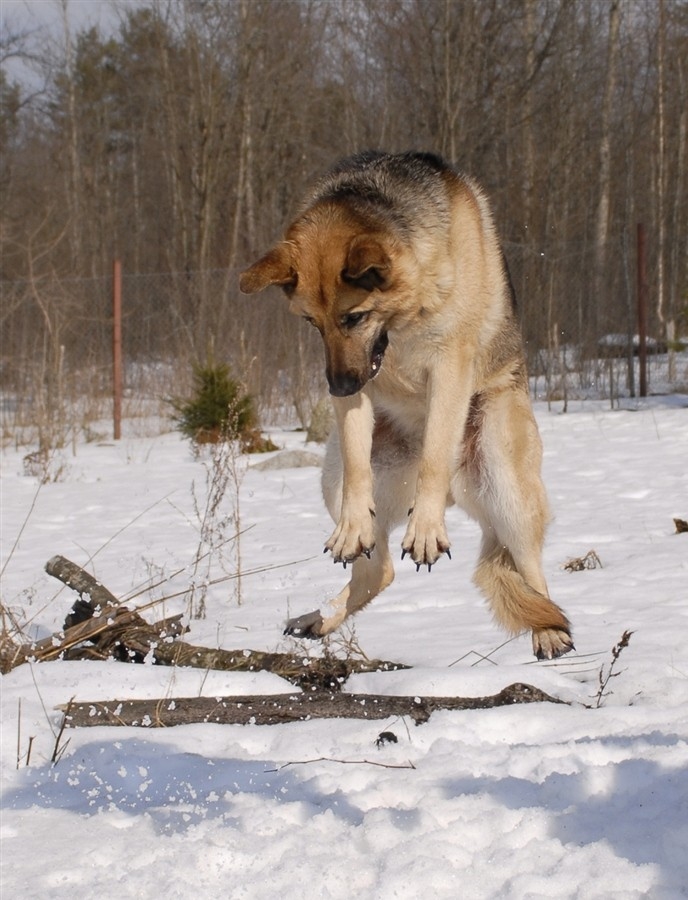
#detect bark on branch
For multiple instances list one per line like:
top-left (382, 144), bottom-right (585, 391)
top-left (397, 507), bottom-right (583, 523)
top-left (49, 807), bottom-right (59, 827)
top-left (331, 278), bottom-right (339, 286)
top-left (46, 554), bottom-right (120, 608)
top-left (58, 682), bottom-right (566, 728)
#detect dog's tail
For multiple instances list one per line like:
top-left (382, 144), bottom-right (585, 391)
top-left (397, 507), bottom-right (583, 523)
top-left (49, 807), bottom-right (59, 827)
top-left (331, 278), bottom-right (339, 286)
top-left (474, 544), bottom-right (572, 658)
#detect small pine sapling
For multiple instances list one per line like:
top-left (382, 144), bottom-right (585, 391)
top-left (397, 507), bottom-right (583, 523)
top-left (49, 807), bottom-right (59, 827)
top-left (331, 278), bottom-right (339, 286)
top-left (170, 361), bottom-right (277, 453)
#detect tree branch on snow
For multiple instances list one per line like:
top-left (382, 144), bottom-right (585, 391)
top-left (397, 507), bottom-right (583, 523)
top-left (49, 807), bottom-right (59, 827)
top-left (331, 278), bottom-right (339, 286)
top-left (57, 682), bottom-right (567, 729)
top-left (2, 556), bottom-right (409, 691)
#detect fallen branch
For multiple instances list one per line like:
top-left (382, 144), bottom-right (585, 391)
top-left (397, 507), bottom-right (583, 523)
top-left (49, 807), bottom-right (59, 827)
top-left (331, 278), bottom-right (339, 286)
top-left (57, 682), bottom-right (565, 728)
top-left (136, 643), bottom-right (409, 689)
top-left (2, 556), bottom-right (409, 691)
top-left (46, 555), bottom-right (120, 610)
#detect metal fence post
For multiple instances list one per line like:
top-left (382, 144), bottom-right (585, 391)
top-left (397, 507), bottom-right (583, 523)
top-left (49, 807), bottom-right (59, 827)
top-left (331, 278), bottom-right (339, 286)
top-left (636, 224), bottom-right (648, 398)
top-left (113, 259), bottom-right (123, 439)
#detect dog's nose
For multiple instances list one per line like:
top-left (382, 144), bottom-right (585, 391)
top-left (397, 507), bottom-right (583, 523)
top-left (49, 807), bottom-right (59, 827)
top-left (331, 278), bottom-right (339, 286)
top-left (328, 371), bottom-right (363, 397)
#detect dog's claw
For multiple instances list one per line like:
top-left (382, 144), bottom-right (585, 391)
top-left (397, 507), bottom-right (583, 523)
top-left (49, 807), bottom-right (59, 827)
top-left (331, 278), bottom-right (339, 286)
top-left (328, 550), bottom-right (372, 567)
top-left (403, 545), bottom-right (450, 570)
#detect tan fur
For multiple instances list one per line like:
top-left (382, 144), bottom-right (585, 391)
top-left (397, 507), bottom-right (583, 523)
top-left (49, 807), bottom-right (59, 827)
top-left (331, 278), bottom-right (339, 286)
top-left (240, 152), bottom-right (573, 659)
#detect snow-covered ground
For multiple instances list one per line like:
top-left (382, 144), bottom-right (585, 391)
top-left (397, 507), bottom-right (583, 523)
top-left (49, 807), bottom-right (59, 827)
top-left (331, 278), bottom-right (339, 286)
top-left (1, 397), bottom-right (687, 899)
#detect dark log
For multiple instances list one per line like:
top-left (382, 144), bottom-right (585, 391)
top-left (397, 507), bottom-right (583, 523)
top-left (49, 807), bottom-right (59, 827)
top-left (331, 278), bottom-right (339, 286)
top-left (58, 682), bottom-right (565, 728)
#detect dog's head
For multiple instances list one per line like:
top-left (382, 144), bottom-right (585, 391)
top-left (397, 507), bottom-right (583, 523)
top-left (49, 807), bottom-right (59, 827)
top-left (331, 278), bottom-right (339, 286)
top-left (240, 204), bottom-right (404, 397)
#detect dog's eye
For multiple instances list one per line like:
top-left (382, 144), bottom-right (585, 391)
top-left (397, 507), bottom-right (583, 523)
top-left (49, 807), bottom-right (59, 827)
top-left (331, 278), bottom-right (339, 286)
top-left (341, 311), bottom-right (368, 328)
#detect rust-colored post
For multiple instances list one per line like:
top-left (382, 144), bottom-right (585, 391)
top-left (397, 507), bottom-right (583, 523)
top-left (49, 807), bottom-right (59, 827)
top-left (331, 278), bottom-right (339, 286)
top-left (113, 259), bottom-right (122, 439)
top-left (636, 224), bottom-right (647, 398)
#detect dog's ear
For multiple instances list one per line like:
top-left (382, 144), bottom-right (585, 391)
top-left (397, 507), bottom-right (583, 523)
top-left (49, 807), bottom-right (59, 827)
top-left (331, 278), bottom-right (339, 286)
top-left (239, 245), bottom-right (296, 294)
top-left (343, 237), bottom-right (391, 291)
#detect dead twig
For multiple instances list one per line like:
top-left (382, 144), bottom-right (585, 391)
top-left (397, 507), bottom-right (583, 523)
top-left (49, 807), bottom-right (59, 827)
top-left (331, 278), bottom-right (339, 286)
top-left (265, 757), bottom-right (416, 772)
top-left (51, 697), bottom-right (73, 765)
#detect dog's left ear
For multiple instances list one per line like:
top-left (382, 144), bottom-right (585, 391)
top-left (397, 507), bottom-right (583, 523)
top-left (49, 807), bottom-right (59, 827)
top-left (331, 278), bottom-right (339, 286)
top-left (239, 245), bottom-right (296, 294)
top-left (343, 236), bottom-right (391, 291)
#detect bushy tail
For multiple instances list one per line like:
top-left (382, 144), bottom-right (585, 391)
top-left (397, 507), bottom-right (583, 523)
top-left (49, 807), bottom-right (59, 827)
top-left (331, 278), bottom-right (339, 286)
top-left (474, 544), bottom-right (571, 639)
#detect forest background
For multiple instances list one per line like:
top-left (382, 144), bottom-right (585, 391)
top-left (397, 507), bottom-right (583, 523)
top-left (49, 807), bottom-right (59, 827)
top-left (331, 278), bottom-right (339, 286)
top-left (1, 0), bottom-right (687, 439)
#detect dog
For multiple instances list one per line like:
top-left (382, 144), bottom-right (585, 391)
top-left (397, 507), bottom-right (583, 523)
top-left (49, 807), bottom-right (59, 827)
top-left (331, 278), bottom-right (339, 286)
top-left (240, 151), bottom-right (573, 659)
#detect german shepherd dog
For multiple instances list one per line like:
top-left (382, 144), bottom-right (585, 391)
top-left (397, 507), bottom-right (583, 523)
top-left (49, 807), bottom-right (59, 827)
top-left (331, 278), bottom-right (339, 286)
top-left (240, 151), bottom-right (573, 659)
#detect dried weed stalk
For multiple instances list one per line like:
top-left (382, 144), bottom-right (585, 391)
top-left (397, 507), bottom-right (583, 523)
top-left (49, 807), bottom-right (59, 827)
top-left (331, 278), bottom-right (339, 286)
top-left (593, 629), bottom-right (634, 708)
top-left (188, 420), bottom-right (247, 618)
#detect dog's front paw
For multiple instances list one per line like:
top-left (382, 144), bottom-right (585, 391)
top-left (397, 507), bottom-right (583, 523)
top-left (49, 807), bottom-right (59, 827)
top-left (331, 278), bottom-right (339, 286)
top-left (401, 509), bottom-right (451, 570)
top-left (325, 505), bottom-right (376, 565)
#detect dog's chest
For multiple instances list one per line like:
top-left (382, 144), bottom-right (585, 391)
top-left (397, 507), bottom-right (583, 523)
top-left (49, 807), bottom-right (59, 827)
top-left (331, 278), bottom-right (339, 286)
top-left (378, 342), bottom-right (427, 394)
top-left (368, 345), bottom-right (430, 437)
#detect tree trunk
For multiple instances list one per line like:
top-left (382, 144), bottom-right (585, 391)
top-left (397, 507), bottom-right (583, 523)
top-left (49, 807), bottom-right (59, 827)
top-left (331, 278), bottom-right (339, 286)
top-left (593, 0), bottom-right (620, 335)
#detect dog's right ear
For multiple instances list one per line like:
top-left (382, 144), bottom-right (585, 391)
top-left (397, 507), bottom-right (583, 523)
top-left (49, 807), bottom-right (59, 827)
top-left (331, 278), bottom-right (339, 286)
top-left (239, 245), bottom-right (296, 294)
top-left (343, 236), bottom-right (391, 292)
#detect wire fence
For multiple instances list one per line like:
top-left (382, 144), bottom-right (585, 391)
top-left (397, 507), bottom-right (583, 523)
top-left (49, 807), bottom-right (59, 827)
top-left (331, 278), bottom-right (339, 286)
top-left (1, 256), bottom-right (686, 445)
top-left (0, 267), bottom-right (325, 443)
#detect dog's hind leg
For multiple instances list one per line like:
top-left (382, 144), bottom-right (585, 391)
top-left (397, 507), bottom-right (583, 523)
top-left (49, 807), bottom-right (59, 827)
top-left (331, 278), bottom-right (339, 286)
top-left (474, 535), bottom-right (572, 659)
top-left (285, 420), bottom-right (416, 639)
top-left (284, 492), bottom-right (397, 638)
top-left (286, 537), bottom-right (396, 638)
top-left (466, 387), bottom-right (574, 660)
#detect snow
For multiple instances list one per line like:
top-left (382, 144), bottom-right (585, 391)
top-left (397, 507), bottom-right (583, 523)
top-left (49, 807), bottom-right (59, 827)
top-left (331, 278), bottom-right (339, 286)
top-left (1, 397), bottom-right (687, 899)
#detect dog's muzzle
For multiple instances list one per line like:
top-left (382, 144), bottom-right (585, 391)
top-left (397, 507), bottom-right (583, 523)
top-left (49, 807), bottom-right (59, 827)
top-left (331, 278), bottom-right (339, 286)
top-left (327, 331), bottom-right (389, 397)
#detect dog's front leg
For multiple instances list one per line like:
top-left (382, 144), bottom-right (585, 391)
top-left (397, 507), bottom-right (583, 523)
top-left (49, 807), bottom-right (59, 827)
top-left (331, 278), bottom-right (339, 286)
top-left (324, 390), bottom-right (376, 563)
top-left (402, 354), bottom-right (474, 568)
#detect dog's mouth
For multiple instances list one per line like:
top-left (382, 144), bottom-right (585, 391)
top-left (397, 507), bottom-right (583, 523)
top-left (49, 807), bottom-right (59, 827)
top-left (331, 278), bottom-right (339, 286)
top-left (370, 331), bottom-right (389, 379)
